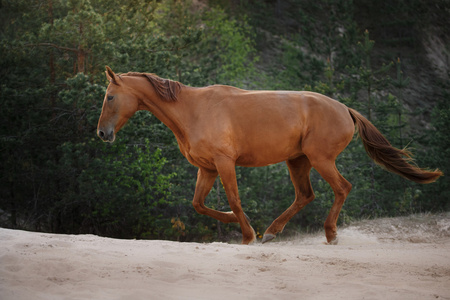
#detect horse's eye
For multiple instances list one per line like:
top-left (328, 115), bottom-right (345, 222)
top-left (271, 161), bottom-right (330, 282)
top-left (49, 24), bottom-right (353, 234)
top-left (107, 95), bottom-right (114, 101)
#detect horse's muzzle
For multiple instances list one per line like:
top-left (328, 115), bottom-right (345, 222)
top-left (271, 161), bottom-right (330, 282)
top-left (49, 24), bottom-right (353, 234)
top-left (97, 129), bottom-right (115, 142)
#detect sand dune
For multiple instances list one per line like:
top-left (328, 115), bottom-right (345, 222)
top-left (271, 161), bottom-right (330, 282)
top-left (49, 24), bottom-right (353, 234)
top-left (1, 213), bottom-right (450, 300)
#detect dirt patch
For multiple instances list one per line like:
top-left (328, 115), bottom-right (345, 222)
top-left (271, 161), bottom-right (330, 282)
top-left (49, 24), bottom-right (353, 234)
top-left (1, 213), bottom-right (449, 300)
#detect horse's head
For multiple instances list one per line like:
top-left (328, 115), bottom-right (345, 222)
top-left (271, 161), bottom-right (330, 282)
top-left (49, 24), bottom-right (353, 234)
top-left (97, 66), bottom-right (139, 142)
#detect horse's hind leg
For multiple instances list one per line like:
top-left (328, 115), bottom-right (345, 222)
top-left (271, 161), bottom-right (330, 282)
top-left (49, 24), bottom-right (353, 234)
top-left (311, 159), bottom-right (352, 244)
top-left (262, 156), bottom-right (315, 243)
top-left (192, 167), bottom-right (242, 224)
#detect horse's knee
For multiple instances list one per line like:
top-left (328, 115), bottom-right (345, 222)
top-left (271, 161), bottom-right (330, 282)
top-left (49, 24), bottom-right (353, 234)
top-left (292, 192), bottom-right (315, 210)
top-left (305, 192), bottom-right (316, 205)
top-left (192, 201), bottom-right (206, 215)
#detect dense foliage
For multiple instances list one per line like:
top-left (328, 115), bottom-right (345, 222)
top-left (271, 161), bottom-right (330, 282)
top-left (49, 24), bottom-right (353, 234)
top-left (1, 0), bottom-right (448, 241)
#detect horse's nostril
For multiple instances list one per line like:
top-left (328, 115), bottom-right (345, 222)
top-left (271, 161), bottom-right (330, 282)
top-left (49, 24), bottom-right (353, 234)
top-left (98, 130), bottom-right (105, 138)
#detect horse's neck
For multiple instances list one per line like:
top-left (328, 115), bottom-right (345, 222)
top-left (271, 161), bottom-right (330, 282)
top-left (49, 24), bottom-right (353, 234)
top-left (139, 86), bottom-right (192, 144)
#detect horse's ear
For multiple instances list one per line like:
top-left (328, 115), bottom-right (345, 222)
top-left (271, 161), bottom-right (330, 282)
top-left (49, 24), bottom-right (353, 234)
top-left (105, 66), bottom-right (119, 85)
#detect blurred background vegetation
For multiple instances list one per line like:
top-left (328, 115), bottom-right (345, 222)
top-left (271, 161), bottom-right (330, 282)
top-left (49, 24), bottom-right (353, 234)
top-left (1, 0), bottom-right (448, 242)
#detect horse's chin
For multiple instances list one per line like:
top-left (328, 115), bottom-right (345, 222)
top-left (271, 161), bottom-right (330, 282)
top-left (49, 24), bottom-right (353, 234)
top-left (104, 133), bottom-right (115, 143)
top-left (105, 136), bottom-right (115, 143)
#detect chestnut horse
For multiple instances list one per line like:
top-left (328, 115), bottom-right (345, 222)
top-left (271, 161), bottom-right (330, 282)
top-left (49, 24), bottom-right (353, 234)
top-left (97, 66), bottom-right (442, 245)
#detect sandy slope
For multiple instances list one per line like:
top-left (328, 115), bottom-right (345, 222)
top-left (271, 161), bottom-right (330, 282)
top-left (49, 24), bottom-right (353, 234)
top-left (1, 213), bottom-right (450, 300)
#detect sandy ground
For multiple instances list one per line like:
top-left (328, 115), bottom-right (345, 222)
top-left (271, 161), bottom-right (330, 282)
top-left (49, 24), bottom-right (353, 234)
top-left (1, 213), bottom-right (450, 300)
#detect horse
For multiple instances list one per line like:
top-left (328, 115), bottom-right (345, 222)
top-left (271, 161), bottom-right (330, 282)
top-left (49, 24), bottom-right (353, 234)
top-left (97, 66), bottom-right (442, 245)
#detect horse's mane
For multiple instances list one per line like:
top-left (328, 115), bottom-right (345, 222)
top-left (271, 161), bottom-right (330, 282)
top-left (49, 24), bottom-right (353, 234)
top-left (120, 72), bottom-right (183, 102)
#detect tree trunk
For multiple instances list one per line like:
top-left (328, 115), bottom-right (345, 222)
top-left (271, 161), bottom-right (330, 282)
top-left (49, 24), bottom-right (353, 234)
top-left (77, 22), bottom-right (85, 73)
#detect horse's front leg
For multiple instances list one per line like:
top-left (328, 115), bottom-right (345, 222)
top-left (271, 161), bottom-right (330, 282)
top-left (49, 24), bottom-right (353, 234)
top-left (214, 157), bottom-right (256, 245)
top-left (192, 167), bottom-right (241, 224)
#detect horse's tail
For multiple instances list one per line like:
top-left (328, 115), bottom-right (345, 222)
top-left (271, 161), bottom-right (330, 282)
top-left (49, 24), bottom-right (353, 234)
top-left (348, 108), bottom-right (443, 184)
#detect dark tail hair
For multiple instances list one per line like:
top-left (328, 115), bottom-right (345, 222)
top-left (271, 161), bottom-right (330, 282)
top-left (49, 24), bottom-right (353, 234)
top-left (348, 108), bottom-right (443, 184)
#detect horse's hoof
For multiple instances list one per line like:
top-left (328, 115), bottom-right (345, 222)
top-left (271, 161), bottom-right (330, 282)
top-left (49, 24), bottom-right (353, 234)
top-left (262, 233), bottom-right (276, 244)
top-left (327, 237), bottom-right (339, 245)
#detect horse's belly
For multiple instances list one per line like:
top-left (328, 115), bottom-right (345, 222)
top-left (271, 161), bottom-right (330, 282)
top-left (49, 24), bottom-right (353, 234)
top-left (235, 140), bottom-right (303, 167)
